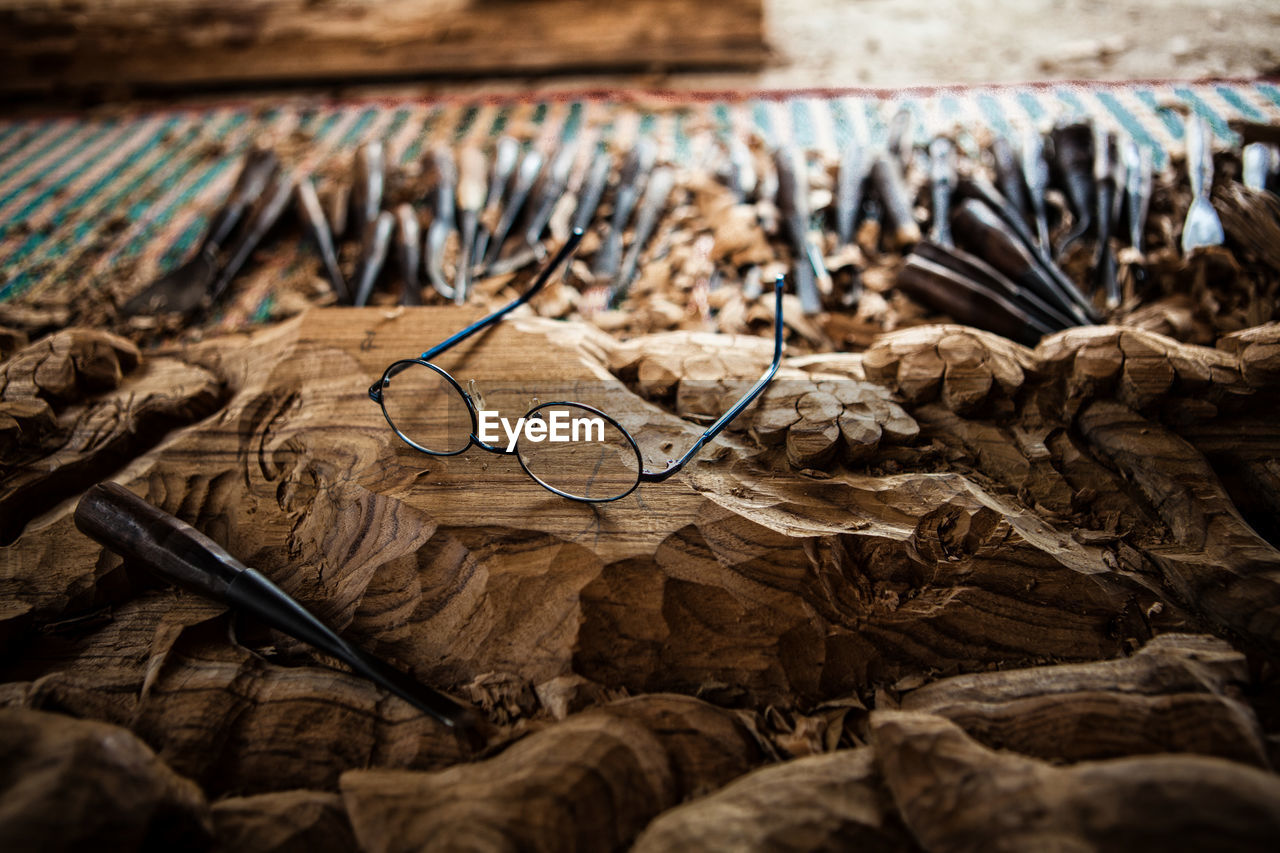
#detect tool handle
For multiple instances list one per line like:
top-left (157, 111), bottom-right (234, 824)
top-left (457, 147), bottom-right (488, 213)
top-left (928, 139), bottom-right (955, 247)
top-left (519, 143), bottom-right (575, 248)
top-left (611, 166), bottom-right (674, 303)
top-left (352, 141), bottom-right (386, 237)
top-left (1124, 142), bottom-right (1153, 251)
top-left (353, 210), bottom-right (395, 307)
top-left (773, 147), bottom-right (807, 220)
top-left (953, 197), bottom-right (1090, 326)
top-left (296, 178), bottom-right (350, 303)
top-left (426, 147), bottom-right (458, 220)
top-left (570, 151), bottom-right (611, 233)
top-left (618, 139), bottom-right (656, 190)
top-left (1020, 129), bottom-right (1052, 249)
top-left (75, 483), bottom-right (477, 729)
top-left (1186, 116), bottom-right (1214, 200)
top-left (870, 157), bottom-right (921, 248)
top-left (836, 142), bottom-right (866, 246)
top-left (484, 136), bottom-right (520, 211)
top-left (728, 137), bottom-right (757, 201)
top-left (74, 483), bottom-right (246, 599)
top-left (484, 149), bottom-right (545, 267)
top-left (395, 204), bottom-right (423, 306)
top-left (210, 169), bottom-right (295, 304)
top-left (202, 148), bottom-right (280, 254)
top-left (610, 141), bottom-right (656, 226)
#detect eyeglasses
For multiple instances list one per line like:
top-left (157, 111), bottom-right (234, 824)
top-left (369, 229), bottom-right (785, 502)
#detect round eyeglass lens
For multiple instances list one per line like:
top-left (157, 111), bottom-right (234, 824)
top-left (516, 403), bottom-right (642, 501)
top-left (379, 361), bottom-right (473, 454)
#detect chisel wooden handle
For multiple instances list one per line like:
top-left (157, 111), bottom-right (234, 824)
top-left (870, 157), bottom-right (922, 249)
top-left (208, 168), bottom-right (294, 306)
top-left (351, 140), bottom-right (385, 238)
top-left (74, 483), bottom-right (477, 730)
top-left (296, 177), bottom-right (350, 303)
top-left (203, 147), bottom-right (280, 254)
top-left (454, 146), bottom-right (487, 303)
top-left (353, 210), bottom-right (395, 307)
top-left (75, 482), bottom-right (244, 599)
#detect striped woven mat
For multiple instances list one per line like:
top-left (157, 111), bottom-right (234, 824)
top-left (1, 80), bottom-right (1278, 309)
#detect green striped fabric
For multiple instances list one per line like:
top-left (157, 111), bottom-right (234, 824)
top-left (1, 81), bottom-right (1277, 306)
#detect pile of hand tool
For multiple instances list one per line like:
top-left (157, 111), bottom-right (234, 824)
top-left (119, 111), bottom-right (1280, 350)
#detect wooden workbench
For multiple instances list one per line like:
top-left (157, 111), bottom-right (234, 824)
top-left (0, 0), bottom-right (767, 95)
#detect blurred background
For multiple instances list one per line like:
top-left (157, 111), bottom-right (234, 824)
top-left (3, 0), bottom-right (1278, 106)
top-left (744, 0), bottom-right (1279, 87)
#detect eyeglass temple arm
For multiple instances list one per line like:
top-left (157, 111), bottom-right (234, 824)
top-left (640, 276), bottom-right (786, 483)
top-left (418, 228), bottom-right (585, 362)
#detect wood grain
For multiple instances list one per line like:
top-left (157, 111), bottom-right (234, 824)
top-left (873, 711), bottom-right (1280, 853)
top-left (632, 748), bottom-right (917, 853)
top-left (340, 694), bottom-right (760, 853)
top-left (3, 308), bottom-right (1280, 848)
top-left (0, 707), bottom-right (210, 850)
top-left (212, 790), bottom-right (356, 853)
top-left (0, 0), bottom-right (767, 94)
top-left (899, 633), bottom-right (1269, 766)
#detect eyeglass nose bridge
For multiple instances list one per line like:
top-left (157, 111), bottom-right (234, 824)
top-left (469, 405), bottom-right (544, 455)
top-left (466, 383), bottom-right (544, 456)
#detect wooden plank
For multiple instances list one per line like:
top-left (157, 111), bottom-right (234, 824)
top-left (0, 0), bottom-right (767, 94)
